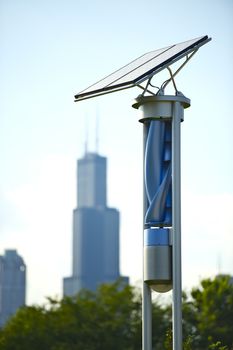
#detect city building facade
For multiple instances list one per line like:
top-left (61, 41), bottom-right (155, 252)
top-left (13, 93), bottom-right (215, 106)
top-left (0, 249), bottom-right (26, 327)
top-left (63, 152), bottom-right (128, 296)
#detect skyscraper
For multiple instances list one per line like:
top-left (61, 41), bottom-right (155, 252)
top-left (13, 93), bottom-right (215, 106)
top-left (0, 250), bottom-right (26, 327)
top-left (63, 152), bottom-right (128, 296)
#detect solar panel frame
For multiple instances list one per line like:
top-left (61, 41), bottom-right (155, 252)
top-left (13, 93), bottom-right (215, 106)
top-left (74, 35), bottom-right (211, 101)
top-left (78, 46), bottom-right (174, 96)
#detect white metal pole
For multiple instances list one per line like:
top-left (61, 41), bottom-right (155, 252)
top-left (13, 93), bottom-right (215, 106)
top-left (142, 281), bottom-right (152, 350)
top-left (172, 101), bottom-right (183, 350)
top-left (142, 122), bottom-right (152, 350)
top-left (133, 94), bottom-right (189, 350)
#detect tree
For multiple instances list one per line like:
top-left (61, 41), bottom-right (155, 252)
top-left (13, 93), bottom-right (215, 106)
top-left (0, 280), bottom-right (143, 350)
top-left (0, 282), bottom-right (141, 350)
top-left (157, 275), bottom-right (233, 349)
top-left (0, 279), bottom-right (170, 350)
top-left (183, 275), bottom-right (233, 349)
top-left (1, 276), bottom-right (232, 349)
top-left (0, 305), bottom-right (51, 350)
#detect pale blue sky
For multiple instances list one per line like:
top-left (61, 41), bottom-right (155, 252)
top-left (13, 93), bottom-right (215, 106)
top-left (0, 0), bottom-right (232, 304)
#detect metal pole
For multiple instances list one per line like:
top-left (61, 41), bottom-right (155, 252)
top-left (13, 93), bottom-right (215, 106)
top-left (142, 281), bottom-right (152, 350)
top-left (142, 122), bottom-right (152, 350)
top-left (172, 101), bottom-right (182, 350)
top-left (132, 94), bottom-right (190, 350)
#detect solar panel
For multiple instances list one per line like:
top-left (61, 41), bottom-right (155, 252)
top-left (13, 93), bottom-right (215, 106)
top-left (74, 35), bottom-right (211, 101)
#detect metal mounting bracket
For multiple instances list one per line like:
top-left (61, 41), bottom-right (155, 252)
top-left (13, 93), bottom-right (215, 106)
top-left (136, 49), bottom-right (199, 97)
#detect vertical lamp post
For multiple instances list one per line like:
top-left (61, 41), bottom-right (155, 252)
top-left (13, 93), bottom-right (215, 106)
top-left (74, 35), bottom-right (211, 350)
top-left (132, 94), bottom-right (190, 350)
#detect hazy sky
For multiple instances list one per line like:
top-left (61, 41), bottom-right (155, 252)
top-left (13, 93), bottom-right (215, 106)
top-left (0, 0), bottom-right (232, 305)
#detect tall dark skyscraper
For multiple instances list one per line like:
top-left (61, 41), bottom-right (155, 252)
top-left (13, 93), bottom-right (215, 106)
top-left (63, 152), bottom-right (128, 296)
top-left (0, 250), bottom-right (26, 327)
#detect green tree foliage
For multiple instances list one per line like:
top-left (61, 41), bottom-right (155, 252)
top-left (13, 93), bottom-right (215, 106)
top-left (0, 279), bottom-right (169, 350)
top-left (0, 276), bottom-right (232, 349)
top-left (153, 275), bottom-right (233, 350)
top-left (189, 275), bottom-right (233, 349)
top-left (0, 280), bottom-right (142, 350)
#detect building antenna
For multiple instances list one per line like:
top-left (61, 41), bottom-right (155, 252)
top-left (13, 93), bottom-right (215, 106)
top-left (95, 106), bottom-right (100, 154)
top-left (84, 112), bottom-right (89, 155)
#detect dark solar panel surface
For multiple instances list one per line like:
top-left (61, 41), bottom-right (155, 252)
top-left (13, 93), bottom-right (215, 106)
top-left (75, 35), bottom-right (210, 101)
